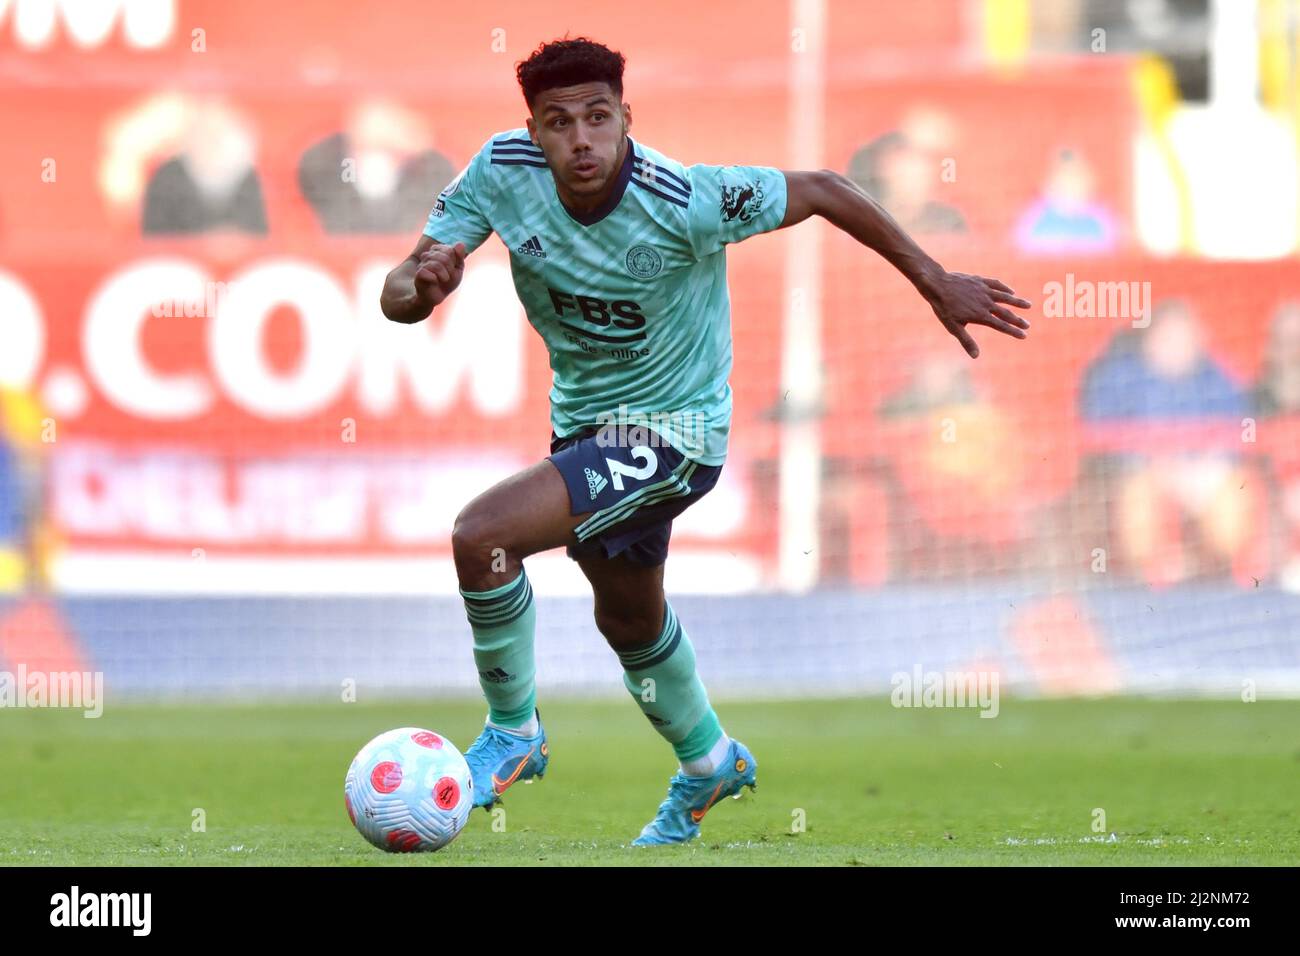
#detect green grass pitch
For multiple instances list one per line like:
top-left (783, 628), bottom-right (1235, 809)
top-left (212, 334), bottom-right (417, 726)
top-left (1, 697), bottom-right (1296, 866)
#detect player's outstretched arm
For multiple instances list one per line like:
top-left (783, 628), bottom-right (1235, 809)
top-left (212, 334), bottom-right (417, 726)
top-left (380, 235), bottom-right (468, 325)
top-left (780, 170), bottom-right (1031, 358)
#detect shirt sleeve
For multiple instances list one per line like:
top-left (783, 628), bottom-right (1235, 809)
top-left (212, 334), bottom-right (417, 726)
top-left (422, 139), bottom-right (494, 253)
top-left (685, 164), bottom-right (788, 259)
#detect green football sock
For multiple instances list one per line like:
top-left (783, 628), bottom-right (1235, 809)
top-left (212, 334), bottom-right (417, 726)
top-left (617, 602), bottom-right (723, 761)
top-left (460, 567), bottom-right (537, 728)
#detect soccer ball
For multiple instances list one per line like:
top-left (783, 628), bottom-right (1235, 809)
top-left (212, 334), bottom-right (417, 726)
top-left (344, 727), bottom-right (474, 853)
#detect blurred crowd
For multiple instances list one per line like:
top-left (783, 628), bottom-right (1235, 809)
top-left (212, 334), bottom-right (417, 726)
top-left (112, 95), bottom-right (1127, 255)
top-left (811, 296), bottom-right (1300, 590)
top-left (97, 94), bottom-right (457, 236)
top-left (847, 107), bottom-right (1121, 254)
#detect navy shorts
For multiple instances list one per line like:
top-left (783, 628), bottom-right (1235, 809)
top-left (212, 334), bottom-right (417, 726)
top-left (546, 424), bottom-right (723, 568)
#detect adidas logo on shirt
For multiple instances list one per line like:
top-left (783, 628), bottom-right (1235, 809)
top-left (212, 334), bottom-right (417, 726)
top-left (516, 235), bottom-right (547, 259)
top-left (584, 466), bottom-right (608, 499)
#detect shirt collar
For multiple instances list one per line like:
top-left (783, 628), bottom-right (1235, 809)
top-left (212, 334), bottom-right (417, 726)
top-left (556, 135), bottom-right (635, 227)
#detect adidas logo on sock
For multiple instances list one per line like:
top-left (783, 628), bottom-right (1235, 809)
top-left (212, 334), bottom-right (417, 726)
top-left (584, 466), bottom-right (608, 499)
top-left (479, 667), bottom-right (515, 684)
top-left (516, 235), bottom-right (547, 259)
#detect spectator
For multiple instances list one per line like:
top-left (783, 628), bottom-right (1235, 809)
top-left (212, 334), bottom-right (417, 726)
top-left (142, 98), bottom-right (267, 235)
top-left (1079, 301), bottom-right (1256, 585)
top-left (847, 106), bottom-right (966, 234)
top-left (1081, 301), bottom-right (1245, 419)
top-left (1015, 149), bottom-right (1118, 254)
top-left (874, 353), bottom-right (1025, 577)
top-left (299, 100), bottom-right (456, 234)
top-left (1254, 301), bottom-right (1300, 415)
top-left (879, 352), bottom-right (978, 418)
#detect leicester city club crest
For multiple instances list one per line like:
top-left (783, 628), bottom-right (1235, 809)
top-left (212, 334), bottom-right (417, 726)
top-left (626, 244), bottom-right (663, 278)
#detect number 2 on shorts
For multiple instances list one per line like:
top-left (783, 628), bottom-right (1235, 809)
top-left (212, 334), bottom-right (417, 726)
top-left (605, 445), bottom-right (658, 491)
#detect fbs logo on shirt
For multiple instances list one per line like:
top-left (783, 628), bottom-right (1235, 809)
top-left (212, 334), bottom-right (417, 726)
top-left (584, 466), bottom-right (608, 499)
top-left (516, 234), bottom-right (547, 259)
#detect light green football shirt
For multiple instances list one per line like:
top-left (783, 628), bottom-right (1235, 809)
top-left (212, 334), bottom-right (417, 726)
top-left (423, 128), bottom-right (788, 466)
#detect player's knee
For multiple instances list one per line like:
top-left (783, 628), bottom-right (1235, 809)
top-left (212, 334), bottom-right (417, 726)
top-left (450, 508), bottom-right (498, 570)
top-left (594, 603), bottom-right (660, 651)
top-left (592, 605), bottom-right (618, 638)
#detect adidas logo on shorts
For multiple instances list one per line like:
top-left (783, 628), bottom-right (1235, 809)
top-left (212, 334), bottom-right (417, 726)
top-left (516, 235), bottom-right (547, 259)
top-left (584, 466), bottom-right (608, 499)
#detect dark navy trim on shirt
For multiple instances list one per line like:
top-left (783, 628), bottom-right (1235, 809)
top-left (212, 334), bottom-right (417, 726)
top-left (630, 177), bottom-right (689, 209)
top-left (631, 156), bottom-right (691, 197)
top-left (491, 147), bottom-right (545, 157)
top-left (491, 136), bottom-right (546, 169)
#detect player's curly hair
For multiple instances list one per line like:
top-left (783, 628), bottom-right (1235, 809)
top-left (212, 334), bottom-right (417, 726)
top-left (516, 36), bottom-right (626, 111)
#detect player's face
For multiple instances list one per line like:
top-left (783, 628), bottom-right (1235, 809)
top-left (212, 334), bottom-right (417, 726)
top-left (527, 82), bottom-right (630, 199)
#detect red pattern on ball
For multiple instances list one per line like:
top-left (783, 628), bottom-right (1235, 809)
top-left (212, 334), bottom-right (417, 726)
top-left (434, 776), bottom-right (460, 810)
top-left (386, 829), bottom-right (422, 852)
top-left (412, 731), bottom-right (443, 749)
top-left (370, 761), bottom-right (403, 793)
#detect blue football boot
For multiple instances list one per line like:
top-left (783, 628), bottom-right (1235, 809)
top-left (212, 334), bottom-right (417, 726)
top-left (463, 708), bottom-right (549, 811)
top-left (632, 739), bottom-right (757, 845)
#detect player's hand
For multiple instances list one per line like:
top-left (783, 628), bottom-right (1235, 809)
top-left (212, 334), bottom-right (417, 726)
top-left (413, 241), bottom-right (468, 308)
top-left (922, 271), bottom-right (1032, 358)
